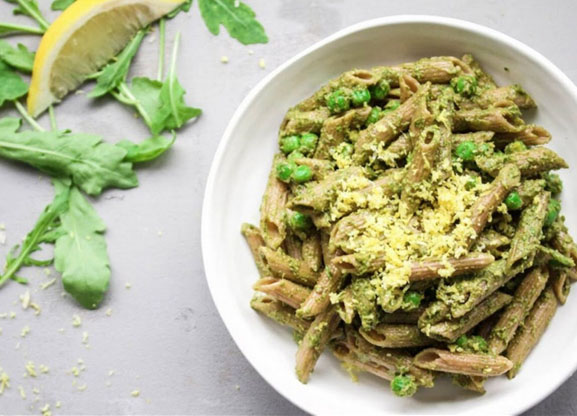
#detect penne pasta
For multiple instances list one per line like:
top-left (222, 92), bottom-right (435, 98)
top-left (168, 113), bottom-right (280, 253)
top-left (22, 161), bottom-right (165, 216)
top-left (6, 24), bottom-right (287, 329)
top-left (241, 223), bottom-right (272, 277)
top-left (360, 323), bottom-right (434, 348)
top-left (414, 348), bottom-right (513, 377)
top-left (250, 295), bottom-right (311, 334)
top-left (260, 154), bottom-right (290, 249)
top-left (253, 277), bottom-right (311, 309)
top-left (260, 246), bottom-right (320, 287)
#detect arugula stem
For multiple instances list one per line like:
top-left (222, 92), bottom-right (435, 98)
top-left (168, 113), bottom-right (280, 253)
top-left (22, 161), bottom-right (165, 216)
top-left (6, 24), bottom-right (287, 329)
top-left (168, 31), bottom-right (182, 126)
top-left (15, 0), bottom-right (50, 31)
top-left (0, 22), bottom-right (44, 35)
top-left (157, 18), bottom-right (166, 81)
top-left (117, 82), bottom-right (153, 128)
top-left (14, 101), bottom-right (45, 132)
top-left (85, 71), bottom-right (103, 80)
top-left (48, 106), bottom-right (57, 131)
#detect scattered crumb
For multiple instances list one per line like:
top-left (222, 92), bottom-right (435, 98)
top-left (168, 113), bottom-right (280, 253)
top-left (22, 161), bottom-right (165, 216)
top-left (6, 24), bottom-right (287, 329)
top-left (125, 283), bottom-right (132, 290)
top-left (220, 55), bottom-right (229, 64)
top-left (0, 327), bottom-right (2, 335)
top-left (9, 311), bottom-right (16, 319)
top-left (77, 384), bottom-right (87, 392)
top-left (0, 228), bottom-right (5, 245)
top-left (75, 89), bottom-right (85, 95)
top-left (15, 342), bottom-right (20, 349)
top-left (0, 313), bottom-right (7, 319)
top-left (82, 331), bottom-right (89, 344)
top-left (19, 385), bottom-right (26, 400)
top-left (21, 325), bottom-right (30, 337)
top-left (157, 230), bottom-right (163, 237)
top-left (61, 292), bottom-right (67, 298)
top-left (55, 401), bottom-right (61, 409)
top-left (30, 303), bottom-right (41, 316)
top-left (41, 403), bottom-right (51, 416)
top-left (25, 361), bottom-right (37, 378)
top-left (105, 308), bottom-right (113, 317)
top-left (32, 387), bottom-right (40, 395)
top-left (131, 390), bottom-right (140, 398)
top-left (20, 290), bottom-right (31, 309)
top-left (39, 365), bottom-right (49, 374)
top-left (147, 34), bottom-right (156, 43)
top-left (70, 367), bottom-right (80, 377)
top-left (108, 370), bottom-right (116, 377)
top-left (72, 314), bottom-right (82, 327)
top-left (235, 384), bottom-right (240, 391)
top-left (58, 328), bottom-right (65, 334)
top-left (40, 279), bottom-right (56, 290)
top-left (0, 368), bottom-right (10, 394)
top-left (105, 381), bottom-right (112, 387)
top-left (43, 268), bottom-right (52, 276)
top-left (248, 49), bottom-right (254, 55)
top-left (0, 223), bottom-right (5, 230)
top-left (258, 58), bottom-right (266, 69)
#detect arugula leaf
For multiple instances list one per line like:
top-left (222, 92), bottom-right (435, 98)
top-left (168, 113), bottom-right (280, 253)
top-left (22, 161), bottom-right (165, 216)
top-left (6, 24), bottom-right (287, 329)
top-left (0, 121), bottom-right (138, 195)
top-left (197, 0), bottom-right (268, 45)
top-left (54, 186), bottom-right (110, 309)
top-left (0, 22), bottom-right (44, 36)
top-left (116, 133), bottom-right (175, 163)
top-left (5, 0), bottom-right (50, 31)
top-left (89, 30), bottom-right (146, 98)
top-left (0, 62), bottom-right (28, 106)
top-left (0, 41), bottom-right (35, 73)
top-left (0, 178), bottom-right (70, 289)
top-left (159, 73), bottom-right (201, 131)
top-left (51, 0), bottom-right (75, 11)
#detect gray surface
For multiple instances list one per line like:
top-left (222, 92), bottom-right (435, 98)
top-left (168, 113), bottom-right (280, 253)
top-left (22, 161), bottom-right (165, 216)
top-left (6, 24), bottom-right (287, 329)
top-left (0, 1), bottom-right (576, 415)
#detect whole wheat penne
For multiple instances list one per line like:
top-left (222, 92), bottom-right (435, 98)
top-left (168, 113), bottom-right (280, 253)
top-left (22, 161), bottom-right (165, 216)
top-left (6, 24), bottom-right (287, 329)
top-left (297, 264), bottom-right (344, 319)
top-left (425, 292), bottom-right (512, 342)
top-left (409, 253), bottom-right (495, 281)
top-left (471, 230), bottom-right (510, 257)
top-left (399, 73), bottom-right (421, 102)
top-left (462, 53), bottom-right (497, 89)
top-left (381, 134), bottom-right (411, 163)
top-left (454, 106), bottom-right (524, 133)
top-left (452, 374), bottom-right (487, 394)
top-left (506, 286), bottom-right (557, 378)
top-left (487, 266), bottom-right (549, 355)
top-left (507, 192), bottom-right (550, 270)
top-left (538, 246), bottom-right (575, 268)
top-left (380, 308), bottom-right (424, 325)
top-left (476, 147), bottom-right (568, 178)
top-left (253, 277), bottom-right (312, 309)
top-left (301, 232), bottom-right (323, 273)
top-left (334, 286), bottom-right (356, 324)
top-left (395, 56), bottom-right (468, 83)
top-left (418, 301), bottom-right (452, 329)
top-left (551, 269), bottom-right (570, 304)
top-left (493, 125), bottom-right (551, 147)
top-left (250, 295), bottom-right (310, 334)
top-left (478, 85), bottom-right (536, 109)
top-left (345, 328), bottom-right (435, 387)
top-left (516, 179), bottom-right (546, 206)
top-left (354, 83), bottom-right (431, 163)
top-left (451, 131), bottom-right (495, 148)
top-left (332, 341), bottom-right (395, 381)
top-left (283, 232), bottom-right (303, 260)
top-left (289, 166), bottom-right (365, 213)
top-left (241, 223), bottom-right (272, 277)
top-left (260, 246), bottom-right (319, 287)
top-left (467, 164), bottom-right (521, 248)
top-left (280, 107), bottom-right (331, 136)
top-left (314, 107), bottom-right (372, 160)
top-left (551, 229), bottom-right (577, 265)
top-left (414, 348), bottom-right (512, 377)
top-left (360, 324), bottom-right (434, 348)
top-left (295, 306), bottom-right (341, 383)
top-left (260, 154), bottom-right (290, 249)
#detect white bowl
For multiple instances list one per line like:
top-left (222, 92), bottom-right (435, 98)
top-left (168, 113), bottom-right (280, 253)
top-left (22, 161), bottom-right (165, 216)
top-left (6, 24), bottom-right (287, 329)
top-left (202, 15), bottom-right (577, 415)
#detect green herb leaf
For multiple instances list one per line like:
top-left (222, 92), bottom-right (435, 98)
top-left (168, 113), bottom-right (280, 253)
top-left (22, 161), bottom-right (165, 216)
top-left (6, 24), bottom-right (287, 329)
top-left (5, 0), bottom-right (50, 30)
top-left (0, 62), bottom-right (28, 106)
top-left (51, 0), bottom-right (75, 10)
top-left (89, 30), bottom-right (146, 98)
top-left (0, 22), bottom-right (44, 36)
top-left (0, 41), bottom-right (35, 73)
top-left (0, 178), bottom-right (70, 289)
top-left (198, 0), bottom-right (268, 45)
top-left (0, 120), bottom-right (138, 195)
top-left (159, 75), bottom-right (201, 131)
top-left (116, 133), bottom-right (175, 163)
top-left (54, 186), bottom-right (110, 309)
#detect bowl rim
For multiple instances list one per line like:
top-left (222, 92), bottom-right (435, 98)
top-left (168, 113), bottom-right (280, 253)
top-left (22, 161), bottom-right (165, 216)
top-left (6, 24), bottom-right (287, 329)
top-left (201, 14), bottom-right (577, 415)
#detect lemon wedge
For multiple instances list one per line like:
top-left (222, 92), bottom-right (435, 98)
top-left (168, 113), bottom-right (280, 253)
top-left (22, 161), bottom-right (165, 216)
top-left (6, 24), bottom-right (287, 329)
top-left (27, 0), bottom-right (186, 117)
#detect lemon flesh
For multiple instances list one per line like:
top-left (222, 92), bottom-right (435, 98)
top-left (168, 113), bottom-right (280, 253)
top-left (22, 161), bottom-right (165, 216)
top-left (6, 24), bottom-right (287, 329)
top-left (28, 0), bottom-right (185, 117)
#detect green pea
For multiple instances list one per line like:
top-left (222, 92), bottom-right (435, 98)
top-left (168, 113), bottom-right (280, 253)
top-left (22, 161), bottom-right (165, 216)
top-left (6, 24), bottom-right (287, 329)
top-left (455, 141), bottom-right (476, 161)
top-left (544, 173), bottom-right (563, 195)
top-left (456, 335), bottom-right (468, 348)
top-left (351, 88), bottom-right (371, 106)
top-left (280, 135), bottom-right (300, 154)
top-left (287, 151), bottom-right (305, 163)
top-left (276, 163), bottom-right (294, 182)
top-left (390, 375), bottom-right (417, 397)
top-left (366, 106), bottom-right (382, 125)
top-left (300, 133), bottom-right (318, 153)
top-left (403, 291), bottom-right (423, 308)
top-left (289, 211), bottom-right (312, 230)
top-left (465, 176), bottom-right (478, 190)
top-left (505, 191), bottom-right (523, 211)
top-left (544, 199), bottom-right (561, 227)
top-left (504, 141), bottom-right (527, 154)
top-left (371, 79), bottom-right (390, 100)
top-left (383, 99), bottom-right (400, 112)
top-left (292, 165), bottom-right (313, 183)
top-left (468, 336), bottom-right (488, 353)
top-left (326, 90), bottom-right (350, 113)
top-left (451, 75), bottom-right (478, 97)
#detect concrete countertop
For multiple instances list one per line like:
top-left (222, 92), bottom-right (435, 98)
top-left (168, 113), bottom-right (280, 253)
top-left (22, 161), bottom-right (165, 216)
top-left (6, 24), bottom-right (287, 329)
top-left (1, 0), bottom-right (576, 414)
